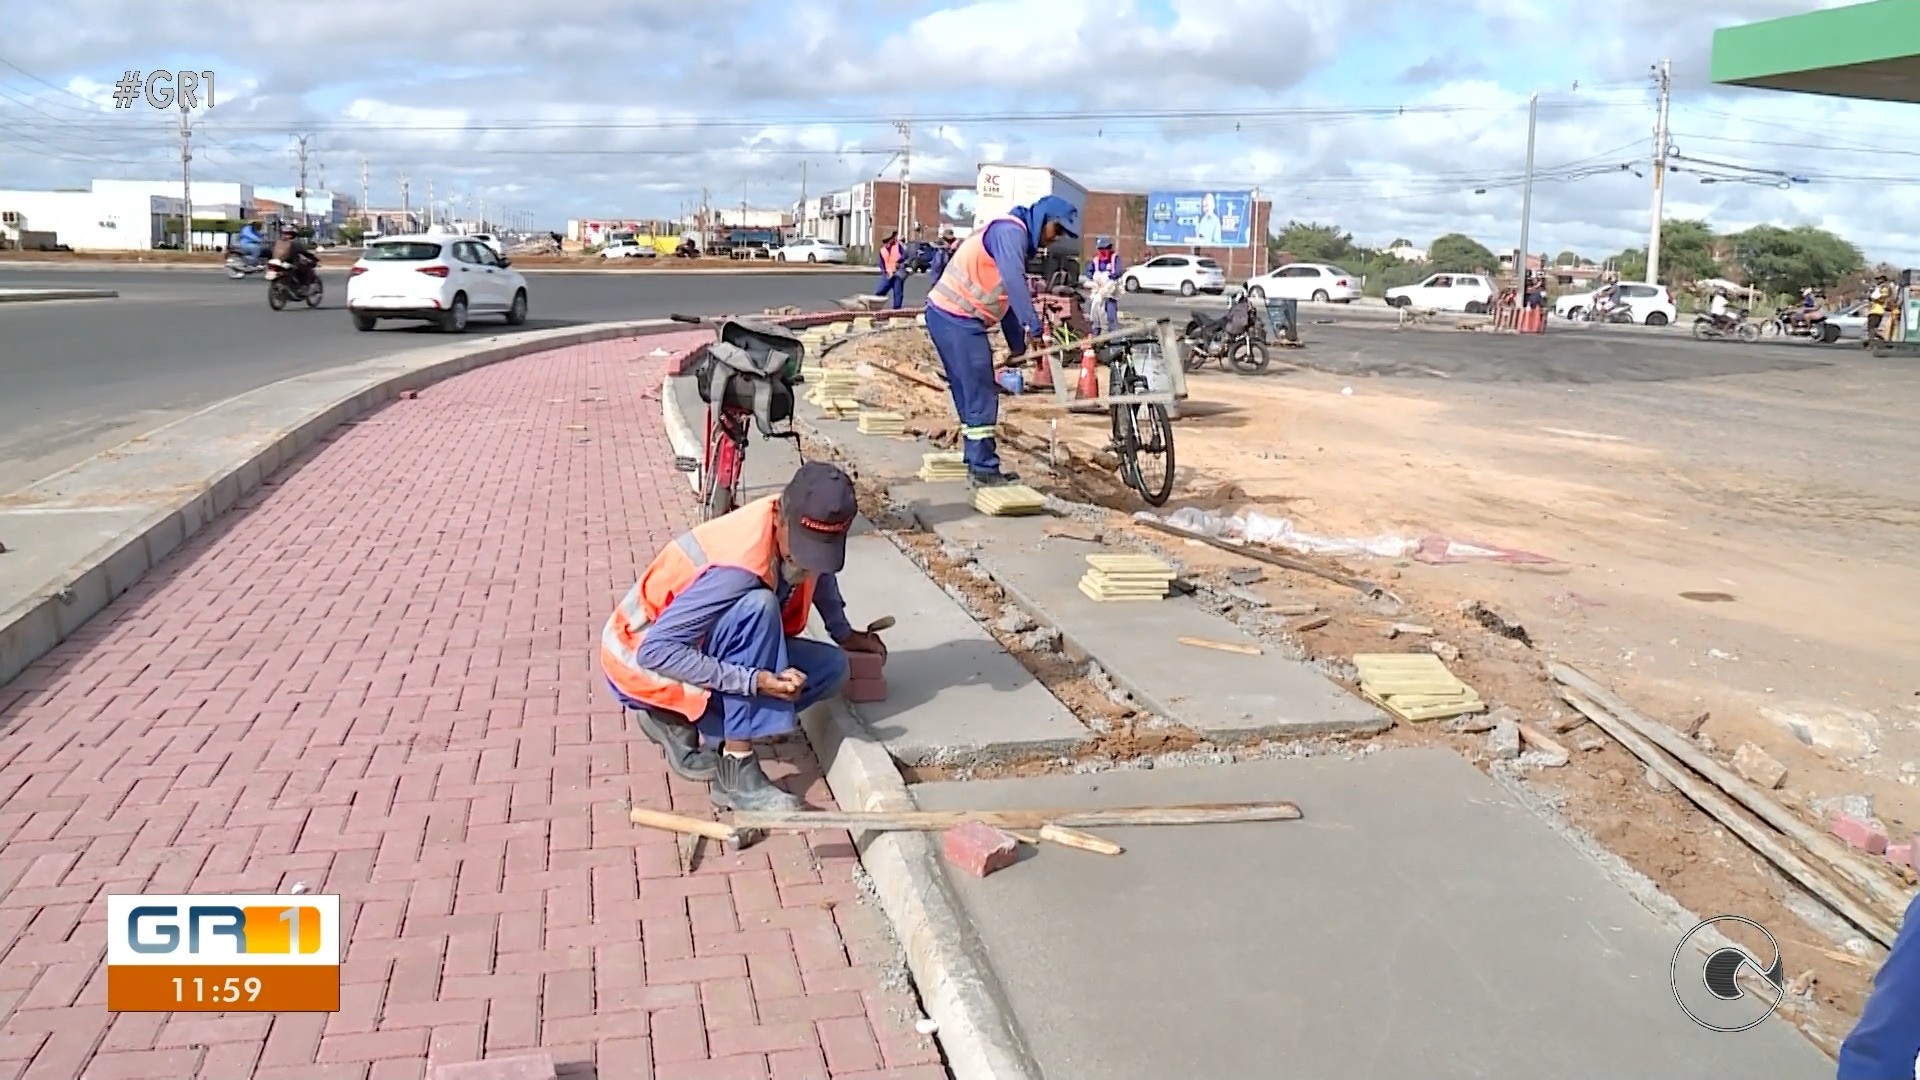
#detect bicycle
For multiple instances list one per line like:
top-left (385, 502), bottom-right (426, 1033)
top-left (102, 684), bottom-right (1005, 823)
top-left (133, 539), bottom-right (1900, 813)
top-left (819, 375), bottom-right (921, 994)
top-left (667, 313), bottom-right (806, 520)
top-left (1054, 326), bottom-right (1176, 508)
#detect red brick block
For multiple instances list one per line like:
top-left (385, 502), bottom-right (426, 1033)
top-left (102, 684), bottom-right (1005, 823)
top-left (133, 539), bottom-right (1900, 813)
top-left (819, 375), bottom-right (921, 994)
top-left (429, 1050), bottom-right (556, 1080)
top-left (842, 677), bottom-right (887, 704)
top-left (942, 821), bottom-right (1019, 878)
top-left (846, 652), bottom-right (886, 681)
top-left (1887, 842), bottom-right (1911, 868)
top-left (1831, 813), bottom-right (1889, 855)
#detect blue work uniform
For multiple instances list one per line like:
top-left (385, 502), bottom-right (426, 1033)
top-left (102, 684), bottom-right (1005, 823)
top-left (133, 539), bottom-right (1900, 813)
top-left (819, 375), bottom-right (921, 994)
top-left (1838, 891), bottom-right (1920, 1078)
top-left (923, 215), bottom-right (1044, 476)
top-left (1086, 249), bottom-right (1124, 332)
top-left (609, 567), bottom-right (852, 743)
top-left (873, 239), bottom-right (907, 309)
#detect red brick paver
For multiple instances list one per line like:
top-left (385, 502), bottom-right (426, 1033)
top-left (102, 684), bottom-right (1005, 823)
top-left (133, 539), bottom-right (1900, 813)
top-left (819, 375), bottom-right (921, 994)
top-left (0, 336), bottom-right (948, 1080)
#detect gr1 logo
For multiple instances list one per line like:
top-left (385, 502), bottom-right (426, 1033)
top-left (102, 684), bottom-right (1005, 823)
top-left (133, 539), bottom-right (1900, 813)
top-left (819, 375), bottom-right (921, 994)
top-left (128, 903), bottom-right (324, 956)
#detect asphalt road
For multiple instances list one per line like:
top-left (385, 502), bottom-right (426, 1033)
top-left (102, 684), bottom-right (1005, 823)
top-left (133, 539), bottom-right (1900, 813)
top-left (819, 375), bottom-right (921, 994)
top-left (0, 265), bottom-right (922, 494)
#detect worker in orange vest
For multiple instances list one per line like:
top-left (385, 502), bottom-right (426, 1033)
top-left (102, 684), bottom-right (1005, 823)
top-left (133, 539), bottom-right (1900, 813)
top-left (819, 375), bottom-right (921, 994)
top-left (598, 462), bottom-right (887, 811)
top-left (873, 231), bottom-right (907, 309)
top-left (924, 194), bottom-right (1080, 487)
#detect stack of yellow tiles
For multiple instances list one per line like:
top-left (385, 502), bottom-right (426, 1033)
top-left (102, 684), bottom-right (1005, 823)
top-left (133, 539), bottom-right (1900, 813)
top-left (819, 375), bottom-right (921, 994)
top-left (804, 371), bottom-right (863, 418)
top-left (918, 452), bottom-right (969, 482)
top-left (972, 484), bottom-right (1046, 517)
top-left (1352, 653), bottom-right (1481, 722)
top-left (857, 411), bottom-right (906, 435)
top-left (1077, 554), bottom-right (1176, 602)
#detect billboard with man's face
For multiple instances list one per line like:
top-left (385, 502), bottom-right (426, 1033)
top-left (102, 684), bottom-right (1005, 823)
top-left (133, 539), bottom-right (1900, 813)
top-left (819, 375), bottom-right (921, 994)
top-left (1145, 190), bottom-right (1251, 248)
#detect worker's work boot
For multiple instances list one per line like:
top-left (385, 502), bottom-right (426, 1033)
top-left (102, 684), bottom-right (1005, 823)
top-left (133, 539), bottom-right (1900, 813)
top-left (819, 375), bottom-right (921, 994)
top-left (967, 467), bottom-right (1021, 489)
top-left (631, 707), bottom-right (719, 781)
top-left (710, 751), bottom-right (804, 812)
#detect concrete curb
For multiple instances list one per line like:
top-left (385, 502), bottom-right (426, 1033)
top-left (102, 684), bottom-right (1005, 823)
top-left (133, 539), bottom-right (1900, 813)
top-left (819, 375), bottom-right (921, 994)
top-left (0, 319), bottom-right (685, 689)
top-left (660, 373), bottom-right (703, 495)
top-left (800, 699), bottom-right (1042, 1080)
top-left (0, 288), bottom-right (117, 303)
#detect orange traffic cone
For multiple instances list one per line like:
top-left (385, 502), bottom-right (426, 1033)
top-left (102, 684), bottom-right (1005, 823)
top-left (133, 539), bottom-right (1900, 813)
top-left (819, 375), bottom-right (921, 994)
top-left (1072, 343), bottom-right (1099, 400)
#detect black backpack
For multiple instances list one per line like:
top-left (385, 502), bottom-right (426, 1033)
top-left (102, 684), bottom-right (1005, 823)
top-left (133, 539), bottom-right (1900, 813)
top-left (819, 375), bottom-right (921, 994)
top-left (693, 317), bottom-right (805, 436)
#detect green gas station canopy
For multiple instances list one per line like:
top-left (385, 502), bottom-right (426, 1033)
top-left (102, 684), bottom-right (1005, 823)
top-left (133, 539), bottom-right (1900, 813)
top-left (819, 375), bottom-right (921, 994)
top-left (1711, 0), bottom-right (1920, 103)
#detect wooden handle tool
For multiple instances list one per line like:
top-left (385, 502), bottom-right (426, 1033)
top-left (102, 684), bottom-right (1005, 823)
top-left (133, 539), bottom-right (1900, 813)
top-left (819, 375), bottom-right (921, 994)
top-left (1039, 824), bottom-right (1124, 855)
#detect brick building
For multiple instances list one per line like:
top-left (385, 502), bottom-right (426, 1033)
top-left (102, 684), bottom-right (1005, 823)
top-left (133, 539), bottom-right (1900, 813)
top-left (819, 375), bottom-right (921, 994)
top-left (810, 178), bottom-right (1272, 278)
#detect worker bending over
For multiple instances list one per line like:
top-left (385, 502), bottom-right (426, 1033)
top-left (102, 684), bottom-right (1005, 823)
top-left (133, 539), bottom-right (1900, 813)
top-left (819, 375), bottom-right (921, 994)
top-left (923, 194), bottom-right (1081, 487)
top-left (599, 463), bottom-right (888, 811)
top-left (873, 232), bottom-right (907, 309)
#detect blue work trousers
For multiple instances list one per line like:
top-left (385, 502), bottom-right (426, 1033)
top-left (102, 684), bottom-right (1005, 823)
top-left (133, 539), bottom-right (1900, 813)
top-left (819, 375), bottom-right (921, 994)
top-left (924, 306), bottom-right (1002, 472)
top-left (1099, 297), bottom-right (1119, 333)
top-left (873, 270), bottom-right (905, 310)
top-left (698, 590), bottom-right (847, 741)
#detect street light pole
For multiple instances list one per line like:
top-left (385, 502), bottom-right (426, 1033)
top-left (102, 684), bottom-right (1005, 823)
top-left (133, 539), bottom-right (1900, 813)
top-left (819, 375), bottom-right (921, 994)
top-left (1517, 92), bottom-right (1538, 297)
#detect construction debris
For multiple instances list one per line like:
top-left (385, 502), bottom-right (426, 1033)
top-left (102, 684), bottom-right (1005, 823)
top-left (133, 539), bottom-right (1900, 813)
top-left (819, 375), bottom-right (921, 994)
top-left (945, 821), bottom-right (1021, 877)
top-left (857, 410), bottom-right (907, 436)
top-left (1352, 652), bottom-right (1482, 722)
top-left (1177, 636), bottom-right (1262, 657)
top-left (918, 451), bottom-right (969, 482)
top-left (1733, 742), bottom-right (1789, 790)
top-left (973, 484), bottom-right (1048, 517)
top-left (1079, 553), bottom-right (1177, 602)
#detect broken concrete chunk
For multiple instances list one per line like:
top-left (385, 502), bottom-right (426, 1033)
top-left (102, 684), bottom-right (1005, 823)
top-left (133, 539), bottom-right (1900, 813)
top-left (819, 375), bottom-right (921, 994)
top-left (1443, 713), bottom-right (1497, 735)
top-left (1731, 742), bottom-right (1788, 790)
top-left (1763, 703), bottom-right (1879, 759)
top-left (1644, 766), bottom-right (1673, 793)
top-left (1428, 641), bottom-right (1461, 663)
top-left (943, 821), bottom-right (1021, 878)
top-left (1225, 567), bottom-right (1264, 586)
top-left (1575, 733), bottom-right (1607, 753)
top-left (1519, 747), bottom-right (1569, 769)
top-left (1486, 721), bottom-right (1521, 760)
top-left (993, 607), bottom-right (1036, 634)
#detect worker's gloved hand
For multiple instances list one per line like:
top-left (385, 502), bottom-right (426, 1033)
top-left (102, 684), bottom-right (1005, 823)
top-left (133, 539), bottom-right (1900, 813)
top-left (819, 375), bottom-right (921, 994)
top-left (756, 668), bottom-right (807, 701)
top-left (840, 630), bottom-right (888, 657)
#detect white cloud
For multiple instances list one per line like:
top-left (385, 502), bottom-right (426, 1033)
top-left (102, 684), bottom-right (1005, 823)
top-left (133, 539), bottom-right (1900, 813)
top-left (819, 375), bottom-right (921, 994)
top-left (3, 0), bottom-right (1920, 263)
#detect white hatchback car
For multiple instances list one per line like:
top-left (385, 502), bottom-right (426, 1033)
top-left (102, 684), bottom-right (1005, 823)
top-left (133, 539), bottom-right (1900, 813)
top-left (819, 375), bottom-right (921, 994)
top-left (347, 234), bottom-right (530, 333)
top-left (1243, 262), bottom-right (1361, 303)
top-left (775, 238), bottom-right (849, 263)
top-left (1551, 282), bottom-right (1678, 326)
top-left (1385, 272), bottom-right (1496, 313)
top-left (601, 239), bottom-right (657, 259)
top-left (1121, 254), bottom-right (1227, 296)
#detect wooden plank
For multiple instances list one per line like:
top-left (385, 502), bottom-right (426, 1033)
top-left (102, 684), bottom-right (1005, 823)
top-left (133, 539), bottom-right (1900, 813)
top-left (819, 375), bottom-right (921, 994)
top-left (1552, 664), bottom-right (1911, 930)
top-left (1136, 518), bottom-right (1387, 597)
top-left (1555, 685), bottom-right (1899, 947)
top-left (728, 801), bottom-right (1304, 832)
top-left (1039, 824), bottom-right (1124, 855)
top-left (1178, 636), bottom-right (1262, 656)
top-left (630, 807), bottom-right (739, 841)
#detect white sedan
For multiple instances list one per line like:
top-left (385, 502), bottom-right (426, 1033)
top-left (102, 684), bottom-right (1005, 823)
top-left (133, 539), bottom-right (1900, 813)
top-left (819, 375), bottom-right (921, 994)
top-left (347, 234), bottom-right (530, 333)
top-left (601, 239), bottom-right (657, 259)
top-left (1384, 272), bottom-right (1495, 313)
top-left (1552, 282), bottom-right (1678, 326)
top-left (1121, 254), bottom-right (1227, 296)
top-left (1243, 262), bottom-right (1360, 303)
top-left (776, 238), bottom-right (848, 263)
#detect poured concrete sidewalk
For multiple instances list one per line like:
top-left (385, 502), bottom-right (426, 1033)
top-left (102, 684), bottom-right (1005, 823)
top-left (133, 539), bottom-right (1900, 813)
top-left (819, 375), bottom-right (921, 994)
top-left (0, 337), bottom-right (943, 1080)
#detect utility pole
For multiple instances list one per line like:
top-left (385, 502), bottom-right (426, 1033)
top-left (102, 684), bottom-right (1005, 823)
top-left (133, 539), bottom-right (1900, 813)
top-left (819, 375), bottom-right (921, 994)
top-left (426, 179), bottom-right (434, 227)
top-left (1517, 93), bottom-right (1539, 298)
top-left (893, 120), bottom-right (911, 241)
top-left (178, 111), bottom-right (193, 250)
top-left (359, 158), bottom-right (370, 232)
top-left (1646, 58), bottom-right (1672, 285)
top-left (292, 135), bottom-right (312, 231)
top-left (400, 174), bottom-right (411, 225)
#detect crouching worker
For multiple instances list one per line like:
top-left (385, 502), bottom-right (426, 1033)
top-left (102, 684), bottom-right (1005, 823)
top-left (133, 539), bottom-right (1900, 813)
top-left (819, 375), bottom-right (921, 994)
top-left (599, 462), bottom-right (888, 811)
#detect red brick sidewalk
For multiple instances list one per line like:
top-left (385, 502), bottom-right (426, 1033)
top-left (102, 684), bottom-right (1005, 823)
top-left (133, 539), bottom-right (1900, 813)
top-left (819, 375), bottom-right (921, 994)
top-left (0, 335), bottom-right (946, 1080)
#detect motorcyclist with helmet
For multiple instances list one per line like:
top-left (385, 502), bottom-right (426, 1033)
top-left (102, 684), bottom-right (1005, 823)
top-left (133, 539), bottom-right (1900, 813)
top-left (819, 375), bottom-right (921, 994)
top-left (236, 219), bottom-right (266, 265)
top-left (269, 223), bottom-right (319, 294)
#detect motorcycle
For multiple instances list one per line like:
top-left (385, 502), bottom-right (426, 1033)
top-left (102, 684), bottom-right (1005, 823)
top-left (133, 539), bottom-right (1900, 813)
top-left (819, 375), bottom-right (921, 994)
top-left (225, 251), bottom-right (267, 279)
top-left (264, 259), bottom-right (324, 310)
top-left (1180, 290), bottom-right (1269, 375)
top-left (1763, 305), bottom-right (1841, 344)
top-left (1583, 301), bottom-right (1637, 325)
top-left (1691, 312), bottom-right (1760, 343)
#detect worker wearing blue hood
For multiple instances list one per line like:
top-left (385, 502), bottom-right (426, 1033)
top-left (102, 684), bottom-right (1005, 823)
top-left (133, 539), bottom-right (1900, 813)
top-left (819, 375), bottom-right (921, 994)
top-left (923, 194), bottom-right (1080, 487)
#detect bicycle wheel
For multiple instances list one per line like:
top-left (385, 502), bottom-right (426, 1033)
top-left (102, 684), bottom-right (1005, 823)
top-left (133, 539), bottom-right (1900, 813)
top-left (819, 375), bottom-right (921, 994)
top-left (1111, 370), bottom-right (1176, 506)
top-left (701, 419), bottom-right (741, 519)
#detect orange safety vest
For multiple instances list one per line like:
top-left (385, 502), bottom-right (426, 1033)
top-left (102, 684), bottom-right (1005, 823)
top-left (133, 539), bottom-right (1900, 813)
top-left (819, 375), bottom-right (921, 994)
top-left (927, 215), bottom-right (1027, 324)
top-left (880, 241), bottom-right (902, 275)
top-left (599, 496), bottom-right (817, 721)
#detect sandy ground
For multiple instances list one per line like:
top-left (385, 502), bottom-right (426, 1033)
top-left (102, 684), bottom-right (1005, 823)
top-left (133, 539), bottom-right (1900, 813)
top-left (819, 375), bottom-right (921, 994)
top-left (813, 321), bottom-right (1920, 1053)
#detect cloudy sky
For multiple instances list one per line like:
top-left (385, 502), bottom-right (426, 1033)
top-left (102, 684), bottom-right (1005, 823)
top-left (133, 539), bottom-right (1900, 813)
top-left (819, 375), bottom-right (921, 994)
top-left (3, 0), bottom-right (1915, 262)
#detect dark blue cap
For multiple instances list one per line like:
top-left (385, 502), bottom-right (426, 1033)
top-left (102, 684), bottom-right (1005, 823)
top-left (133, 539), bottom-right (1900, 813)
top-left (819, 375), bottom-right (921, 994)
top-left (780, 461), bottom-right (857, 573)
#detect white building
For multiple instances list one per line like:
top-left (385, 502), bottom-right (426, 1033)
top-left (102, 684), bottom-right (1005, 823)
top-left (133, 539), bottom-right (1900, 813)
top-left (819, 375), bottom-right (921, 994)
top-left (1387, 242), bottom-right (1427, 262)
top-left (0, 181), bottom-right (187, 251)
top-left (253, 186), bottom-right (345, 232)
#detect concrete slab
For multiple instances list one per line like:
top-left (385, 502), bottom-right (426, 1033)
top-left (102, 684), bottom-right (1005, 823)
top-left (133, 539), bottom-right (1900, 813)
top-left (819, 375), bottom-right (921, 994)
top-left (912, 751), bottom-right (1831, 1080)
top-left (895, 480), bottom-right (1387, 740)
top-left (671, 374), bottom-right (1091, 766)
top-left (827, 529), bottom-right (1089, 766)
